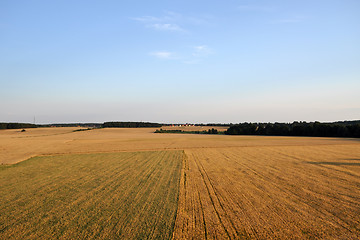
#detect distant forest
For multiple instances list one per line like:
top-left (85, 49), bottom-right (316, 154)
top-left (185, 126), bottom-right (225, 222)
top-left (225, 121), bottom-right (360, 138)
top-left (0, 122), bottom-right (163, 129)
top-left (1, 120), bottom-right (360, 138)
top-left (195, 123), bottom-right (232, 127)
top-left (155, 128), bottom-right (219, 134)
top-left (0, 123), bottom-right (37, 129)
top-left (103, 122), bottom-right (163, 128)
top-left (40, 123), bottom-right (103, 128)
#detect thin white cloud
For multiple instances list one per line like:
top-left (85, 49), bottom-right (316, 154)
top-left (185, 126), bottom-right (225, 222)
top-left (182, 45), bottom-right (214, 64)
top-left (133, 11), bottom-right (209, 33)
top-left (131, 16), bottom-right (161, 22)
top-left (192, 45), bottom-right (212, 57)
top-left (133, 12), bottom-right (184, 32)
top-left (194, 45), bottom-right (207, 51)
top-left (149, 51), bottom-right (175, 59)
top-left (149, 23), bottom-right (184, 32)
top-left (149, 45), bottom-right (213, 63)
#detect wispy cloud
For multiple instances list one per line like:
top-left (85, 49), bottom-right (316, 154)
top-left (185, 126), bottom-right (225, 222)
top-left (192, 45), bottom-right (212, 57)
top-left (149, 45), bottom-right (213, 63)
top-left (132, 16), bottom-right (162, 22)
top-left (149, 51), bottom-right (176, 59)
top-left (149, 23), bottom-right (184, 32)
top-left (132, 11), bottom-right (208, 33)
top-left (132, 13), bottom-right (185, 32)
top-left (183, 45), bottom-right (214, 64)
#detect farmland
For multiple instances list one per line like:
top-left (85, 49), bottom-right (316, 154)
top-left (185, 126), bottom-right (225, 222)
top-left (174, 145), bottom-right (360, 239)
top-left (1, 127), bottom-right (360, 239)
top-left (0, 150), bottom-right (182, 239)
top-left (0, 127), bottom-right (354, 165)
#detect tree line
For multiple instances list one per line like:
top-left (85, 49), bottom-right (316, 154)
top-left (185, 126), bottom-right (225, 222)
top-left (2, 120), bottom-right (360, 138)
top-left (0, 122), bottom-right (162, 129)
top-left (0, 123), bottom-right (37, 129)
top-left (225, 121), bottom-right (360, 138)
top-left (41, 123), bottom-right (103, 128)
top-left (155, 128), bottom-right (219, 134)
top-left (195, 123), bottom-right (232, 127)
top-left (103, 122), bottom-right (163, 128)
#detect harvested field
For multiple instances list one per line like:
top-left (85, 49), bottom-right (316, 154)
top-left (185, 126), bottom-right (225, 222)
top-left (0, 150), bottom-right (182, 239)
top-left (1, 127), bottom-right (357, 164)
top-left (1, 127), bottom-right (360, 239)
top-left (173, 144), bottom-right (360, 239)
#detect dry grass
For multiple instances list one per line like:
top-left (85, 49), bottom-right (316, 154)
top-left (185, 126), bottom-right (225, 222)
top-left (173, 145), bottom-right (360, 239)
top-left (0, 150), bottom-right (182, 239)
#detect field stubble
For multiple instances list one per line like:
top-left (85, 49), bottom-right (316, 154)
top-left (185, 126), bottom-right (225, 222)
top-left (0, 127), bottom-right (356, 164)
top-left (173, 144), bottom-right (360, 239)
top-left (0, 150), bottom-right (183, 239)
top-left (1, 127), bottom-right (360, 239)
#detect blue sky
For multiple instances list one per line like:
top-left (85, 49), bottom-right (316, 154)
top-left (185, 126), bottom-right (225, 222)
top-left (1, 0), bottom-right (359, 123)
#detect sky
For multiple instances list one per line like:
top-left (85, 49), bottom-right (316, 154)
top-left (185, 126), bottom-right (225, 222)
top-left (1, 0), bottom-right (359, 124)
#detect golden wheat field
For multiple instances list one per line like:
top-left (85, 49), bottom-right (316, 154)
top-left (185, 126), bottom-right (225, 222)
top-left (1, 127), bottom-right (360, 239)
top-left (0, 150), bottom-right (182, 239)
top-left (174, 145), bottom-right (360, 239)
top-left (0, 127), bottom-right (354, 165)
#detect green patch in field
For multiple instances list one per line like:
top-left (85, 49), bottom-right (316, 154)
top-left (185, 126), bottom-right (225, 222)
top-left (0, 150), bottom-right (183, 239)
